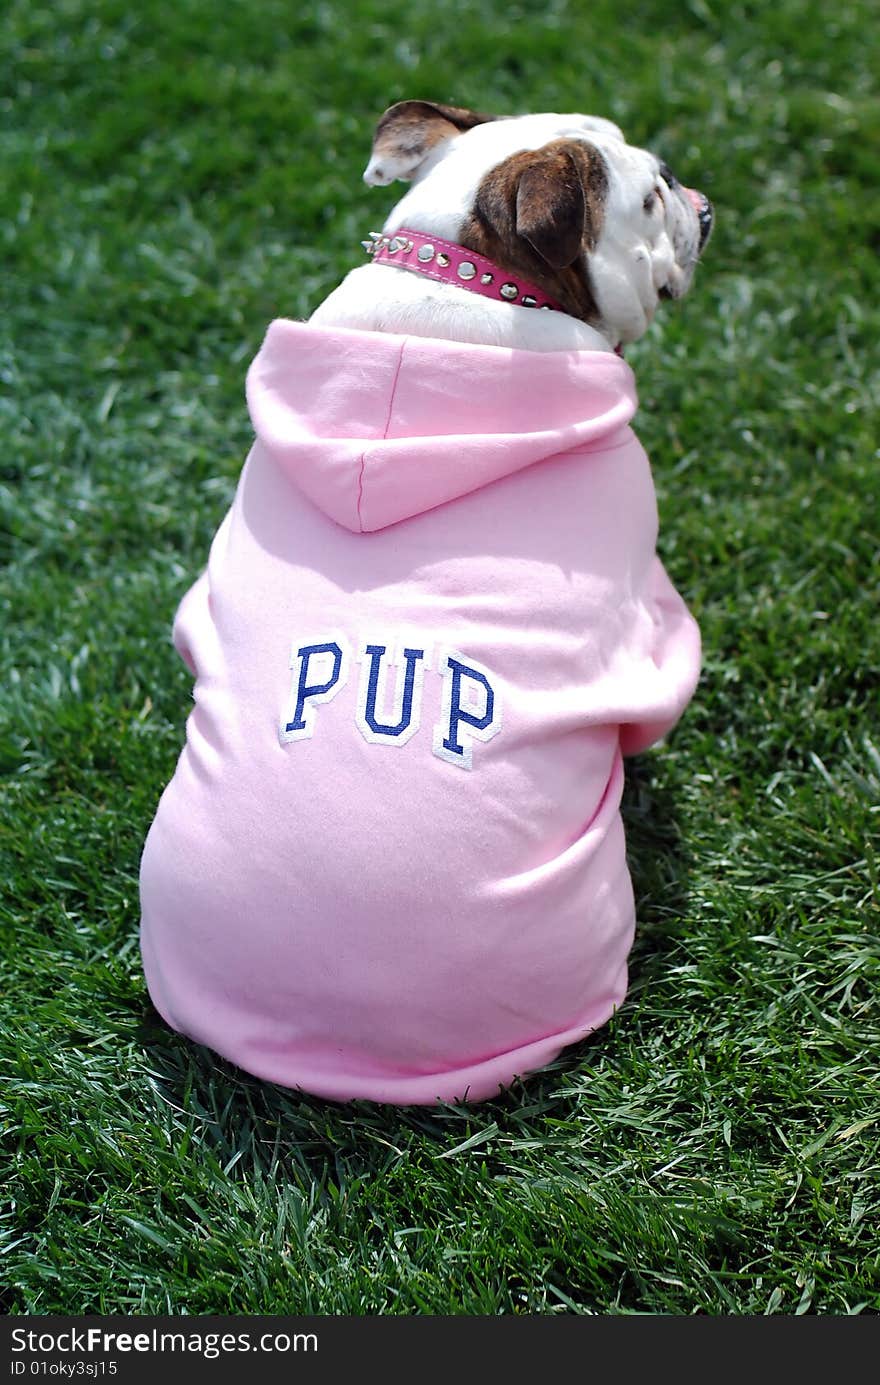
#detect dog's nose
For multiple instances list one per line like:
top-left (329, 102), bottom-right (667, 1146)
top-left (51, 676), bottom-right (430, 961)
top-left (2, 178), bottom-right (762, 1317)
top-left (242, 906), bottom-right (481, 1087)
top-left (683, 185), bottom-right (714, 251)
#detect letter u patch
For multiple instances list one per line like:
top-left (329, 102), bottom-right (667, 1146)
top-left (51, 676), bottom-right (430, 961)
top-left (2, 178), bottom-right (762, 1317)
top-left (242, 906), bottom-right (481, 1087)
top-left (355, 638), bottom-right (430, 746)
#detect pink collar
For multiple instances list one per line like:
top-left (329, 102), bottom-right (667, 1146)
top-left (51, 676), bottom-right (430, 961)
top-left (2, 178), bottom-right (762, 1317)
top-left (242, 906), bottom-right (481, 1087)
top-left (362, 226), bottom-right (566, 313)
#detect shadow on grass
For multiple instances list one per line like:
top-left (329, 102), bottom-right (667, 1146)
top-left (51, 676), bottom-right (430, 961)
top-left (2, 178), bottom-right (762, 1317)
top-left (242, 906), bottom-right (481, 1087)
top-left (619, 751), bottom-right (694, 996)
top-left (135, 753), bottom-right (691, 1178)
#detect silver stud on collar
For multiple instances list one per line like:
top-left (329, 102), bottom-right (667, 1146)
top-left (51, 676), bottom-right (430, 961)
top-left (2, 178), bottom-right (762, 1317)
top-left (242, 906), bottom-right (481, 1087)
top-left (457, 261), bottom-right (477, 281)
top-left (417, 243), bottom-right (435, 262)
top-left (499, 283), bottom-right (518, 301)
top-left (521, 295), bottom-right (537, 308)
top-left (480, 272), bottom-right (493, 285)
top-left (436, 252), bottom-right (450, 268)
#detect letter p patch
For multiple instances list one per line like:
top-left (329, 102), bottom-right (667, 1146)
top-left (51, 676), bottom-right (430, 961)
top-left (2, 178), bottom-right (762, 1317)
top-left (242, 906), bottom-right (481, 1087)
top-left (433, 649), bottom-right (503, 770)
top-left (280, 636), bottom-right (350, 743)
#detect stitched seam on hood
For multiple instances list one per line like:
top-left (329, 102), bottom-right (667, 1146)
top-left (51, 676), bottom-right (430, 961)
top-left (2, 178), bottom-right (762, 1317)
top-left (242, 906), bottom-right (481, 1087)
top-left (355, 454), bottom-right (367, 533)
top-left (356, 338), bottom-right (407, 532)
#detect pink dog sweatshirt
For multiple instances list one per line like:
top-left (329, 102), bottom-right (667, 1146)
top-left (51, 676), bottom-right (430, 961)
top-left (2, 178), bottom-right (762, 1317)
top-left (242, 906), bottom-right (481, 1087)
top-left (139, 319), bottom-right (700, 1105)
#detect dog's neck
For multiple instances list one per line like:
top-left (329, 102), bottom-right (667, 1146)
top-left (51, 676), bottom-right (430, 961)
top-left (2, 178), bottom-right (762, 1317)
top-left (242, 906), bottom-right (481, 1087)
top-left (310, 229), bottom-right (616, 355)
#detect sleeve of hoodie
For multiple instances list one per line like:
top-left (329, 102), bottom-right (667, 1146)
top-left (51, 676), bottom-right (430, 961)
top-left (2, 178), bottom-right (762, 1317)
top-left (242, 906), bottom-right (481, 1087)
top-left (170, 510), bottom-right (233, 678)
top-left (171, 569), bottom-right (210, 676)
top-left (618, 555), bottom-right (702, 758)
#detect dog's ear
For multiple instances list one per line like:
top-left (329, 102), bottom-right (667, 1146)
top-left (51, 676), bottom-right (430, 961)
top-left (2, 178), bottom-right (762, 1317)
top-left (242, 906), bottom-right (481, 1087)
top-left (515, 144), bottom-right (607, 268)
top-left (515, 147), bottom-right (586, 269)
top-left (472, 140), bottom-right (607, 270)
top-left (364, 100), bottom-right (496, 186)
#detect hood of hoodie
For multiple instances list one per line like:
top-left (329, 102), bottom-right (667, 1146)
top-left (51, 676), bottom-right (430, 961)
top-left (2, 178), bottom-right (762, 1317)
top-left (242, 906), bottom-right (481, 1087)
top-left (245, 319), bottom-right (638, 534)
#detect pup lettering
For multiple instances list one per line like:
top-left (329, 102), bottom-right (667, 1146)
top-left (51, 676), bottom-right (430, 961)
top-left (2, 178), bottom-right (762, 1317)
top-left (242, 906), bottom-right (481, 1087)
top-left (280, 635), bottom-right (502, 770)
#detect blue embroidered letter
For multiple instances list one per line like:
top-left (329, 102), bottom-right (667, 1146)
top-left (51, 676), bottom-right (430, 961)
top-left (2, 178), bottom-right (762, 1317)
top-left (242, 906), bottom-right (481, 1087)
top-left (355, 638), bottom-right (430, 746)
top-left (433, 649), bottom-right (503, 770)
top-left (280, 636), bottom-right (350, 744)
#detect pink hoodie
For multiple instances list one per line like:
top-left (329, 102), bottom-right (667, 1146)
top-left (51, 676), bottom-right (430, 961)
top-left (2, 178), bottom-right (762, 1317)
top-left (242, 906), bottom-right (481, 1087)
top-left (139, 319), bottom-right (700, 1105)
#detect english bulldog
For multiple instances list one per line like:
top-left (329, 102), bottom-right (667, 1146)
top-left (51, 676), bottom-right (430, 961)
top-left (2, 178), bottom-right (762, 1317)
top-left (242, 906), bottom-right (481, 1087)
top-left (313, 100), bottom-right (713, 352)
top-left (139, 103), bottom-right (713, 1105)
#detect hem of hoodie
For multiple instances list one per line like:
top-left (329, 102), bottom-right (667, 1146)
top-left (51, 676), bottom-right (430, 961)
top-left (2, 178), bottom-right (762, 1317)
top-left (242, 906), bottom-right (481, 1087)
top-left (143, 982), bottom-right (624, 1106)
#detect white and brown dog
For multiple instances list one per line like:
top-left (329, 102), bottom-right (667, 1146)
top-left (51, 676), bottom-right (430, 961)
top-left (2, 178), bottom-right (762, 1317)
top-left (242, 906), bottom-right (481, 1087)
top-left (140, 103), bottom-right (715, 1105)
top-left (312, 100), bottom-right (713, 351)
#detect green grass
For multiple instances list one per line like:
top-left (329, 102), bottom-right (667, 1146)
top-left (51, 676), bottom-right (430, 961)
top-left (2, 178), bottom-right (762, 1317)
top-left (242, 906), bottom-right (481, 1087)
top-left (2, 0), bottom-right (879, 1315)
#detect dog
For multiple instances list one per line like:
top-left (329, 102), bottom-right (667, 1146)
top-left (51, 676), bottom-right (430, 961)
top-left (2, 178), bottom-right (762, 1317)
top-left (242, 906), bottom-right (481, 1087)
top-left (139, 103), bottom-right (713, 1106)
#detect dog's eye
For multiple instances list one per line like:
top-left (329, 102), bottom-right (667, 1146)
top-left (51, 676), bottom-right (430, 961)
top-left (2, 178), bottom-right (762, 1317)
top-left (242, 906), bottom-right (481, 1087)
top-left (643, 187), bottom-right (661, 213)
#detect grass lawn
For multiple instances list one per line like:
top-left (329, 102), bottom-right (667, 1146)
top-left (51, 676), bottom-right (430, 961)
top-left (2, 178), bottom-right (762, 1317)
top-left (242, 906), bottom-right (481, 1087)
top-left (2, 0), bottom-right (878, 1315)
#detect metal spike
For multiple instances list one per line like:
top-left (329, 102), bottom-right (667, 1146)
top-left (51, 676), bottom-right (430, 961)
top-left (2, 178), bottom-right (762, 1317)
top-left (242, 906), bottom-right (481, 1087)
top-left (361, 240), bottom-right (376, 253)
top-left (369, 231), bottom-right (383, 242)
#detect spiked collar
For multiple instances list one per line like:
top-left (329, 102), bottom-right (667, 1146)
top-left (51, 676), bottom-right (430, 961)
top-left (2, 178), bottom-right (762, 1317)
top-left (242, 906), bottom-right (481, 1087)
top-left (362, 227), bottom-right (566, 313)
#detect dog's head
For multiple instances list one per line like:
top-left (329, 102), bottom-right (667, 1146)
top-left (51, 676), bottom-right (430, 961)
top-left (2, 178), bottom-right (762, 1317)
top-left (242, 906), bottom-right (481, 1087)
top-left (364, 102), bottom-right (713, 346)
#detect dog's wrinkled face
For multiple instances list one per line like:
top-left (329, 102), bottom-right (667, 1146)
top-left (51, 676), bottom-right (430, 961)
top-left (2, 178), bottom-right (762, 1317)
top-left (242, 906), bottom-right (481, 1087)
top-left (364, 102), bottom-right (713, 346)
